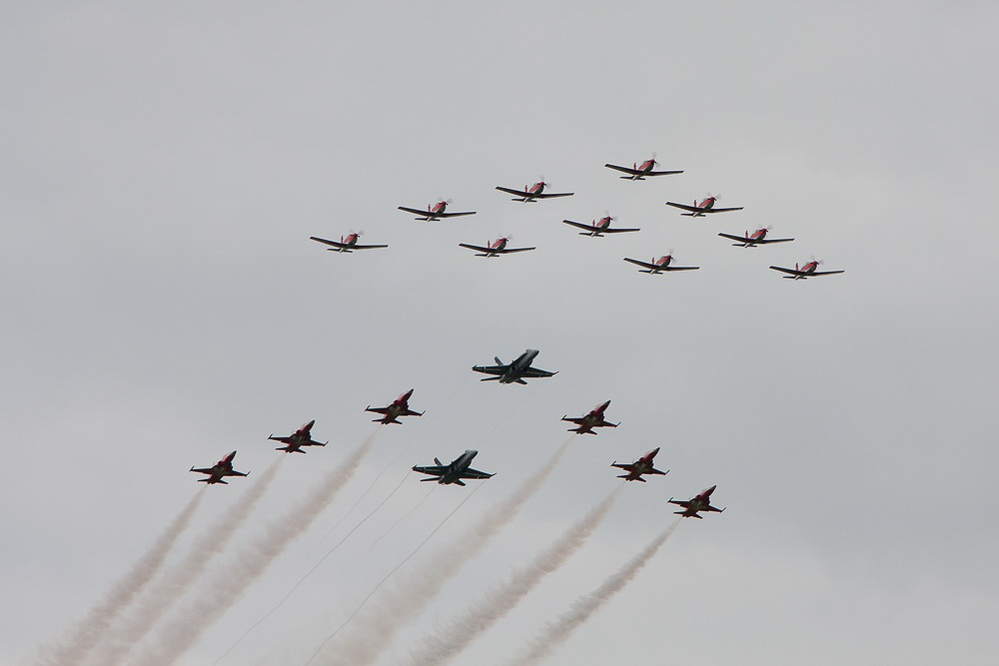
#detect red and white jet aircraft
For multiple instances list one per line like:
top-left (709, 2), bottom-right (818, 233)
top-left (604, 157), bottom-right (683, 180)
top-left (365, 389), bottom-right (424, 424)
top-left (718, 227), bottom-right (793, 247)
top-left (269, 420), bottom-right (328, 453)
top-left (458, 237), bottom-right (536, 257)
top-left (623, 254), bottom-right (699, 275)
top-left (397, 199), bottom-right (476, 221)
top-left (666, 196), bottom-right (743, 217)
top-left (769, 260), bottom-right (844, 280)
top-left (309, 234), bottom-right (388, 253)
top-left (669, 485), bottom-right (725, 518)
top-left (561, 400), bottom-right (619, 435)
top-left (562, 215), bottom-right (640, 237)
top-left (611, 447), bottom-right (668, 482)
top-left (190, 451), bottom-right (249, 484)
top-left (495, 180), bottom-right (574, 203)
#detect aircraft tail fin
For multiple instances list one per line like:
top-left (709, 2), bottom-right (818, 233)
top-left (434, 458), bottom-right (443, 466)
top-left (420, 476), bottom-right (438, 482)
top-left (494, 356), bottom-right (503, 365)
top-left (454, 479), bottom-right (466, 486)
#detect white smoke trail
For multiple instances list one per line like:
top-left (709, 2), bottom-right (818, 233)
top-left (87, 457), bottom-right (284, 665)
top-left (35, 492), bottom-right (204, 666)
top-left (408, 486), bottom-right (622, 665)
top-left (508, 519), bottom-right (682, 666)
top-left (131, 431), bottom-right (377, 665)
top-left (308, 435), bottom-right (575, 666)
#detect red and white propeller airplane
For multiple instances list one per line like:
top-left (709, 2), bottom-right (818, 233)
top-left (561, 400), bottom-right (618, 435)
top-left (309, 233), bottom-right (388, 253)
top-left (397, 199), bottom-right (476, 221)
top-left (669, 485), bottom-right (725, 518)
top-left (604, 156), bottom-right (683, 180)
top-left (718, 227), bottom-right (793, 247)
top-left (611, 447), bottom-right (668, 482)
top-left (269, 420), bottom-right (327, 453)
top-left (623, 253), bottom-right (699, 275)
top-left (458, 237), bottom-right (536, 257)
top-left (666, 196), bottom-right (743, 217)
top-left (562, 215), bottom-right (640, 237)
top-left (189, 451), bottom-right (249, 484)
top-left (769, 259), bottom-right (844, 280)
top-left (495, 180), bottom-right (574, 203)
top-left (365, 389), bottom-right (424, 424)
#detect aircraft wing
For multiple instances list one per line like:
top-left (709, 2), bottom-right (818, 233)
top-left (309, 236), bottom-right (349, 249)
top-left (623, 257), bottom-right (658, 270)
top-left (225, 469), bottom-right (249, 477)
top-left (662, 265), bottom-right (699, 272)
top-left (668, 498), bottom-right (693, 508)
top-left (348, 243), bottom-right (389, 250)
top-left (458, 243), bottom-right (492, 253)
top-left (769, 265), bottom-right (804, 276)
top-left (189, 467), bottom-right (215, 475)
top-left (562, 219), bottom-right (597, 232)
top-left (497, 246), bottom-right (536, 254)
top-left (459, 467), bottom-right (494, 480)
top-left (397, 206), bottom-right (434, 217)
top-left (718, 232), bottom-right (794, 245)
top-left (534, 191), bottom-right (573, 199)
top-left (647, 169), bottom-right (683, 176)
top-left (495, 186), bottom-right (531, 197)
top-left (706, 206), bottom-right (744, 213)
top-left (604, 163), bottom-right (641, 176)
top-left (472, 364), bottom-right (506, 375)
top-left (610, 462), bottom-right (636, 472)
top-left (403, 408), bottom-right (424, 417)
top-left (522, 366), bottom-right (557, 378)
top-left (365, 406), bottom-right (391, 415)
top-left (412, 465), bottom-right (446, 477)
top-left (601, 227), bottom-right (640, 234)
top-left (664, 201), bottom-right (702, 213)
top-left (268, 436), bottom-right (294, 444)
top-left (810, 269), bottom-right (845, 276)
top-left (435, 211), bottom-right (476, 218)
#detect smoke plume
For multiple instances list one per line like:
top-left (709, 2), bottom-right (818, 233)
top-left (35, 492), bottom-right (203, 666)
top-left (87, 457), bottom-right (284, 664)
top-left (509, 519), bottom-right (682, 665)
top-left (308, 436), bottom-right (575, 665)
top-left (408, 487), bottom-right (621, 665)
top-left (131, 432), bottom-right (377, 665)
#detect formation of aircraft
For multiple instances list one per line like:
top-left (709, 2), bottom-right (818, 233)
top-left (472, 349), bottom-right (557, 384)
top-left (666, 196), bottom-right (744, 217)
top-left (269, 420), bottom-right (327, 453)
top-left (718, 227), bottom-right (794, 247)
top-left (309, 234), bottom-right (388, 253)
top-left (562, 400), bottom-right (618, 435)
top-left (398, 199), bottom-right (476, 221)
top-left (769, 260), bottom-right (845, 280)
top-left (189, 451), bottom-right (249, 484)
top-left (458, 237), bottom-right (536, 257)
top-left (562, 215), bottom-right (640, 237)
top-left (495, 180), bottom-right (574, 203)
top-left (611, 447), bottom-right (668, 482)
top-left (604, 156), bottom-right (683, 180)
top-left (411, 449), bottom-right (495, 485)
top-left (623, 254), bottom-right (699, 275)
top-left (669, 485), bottom-right (725, 518)
top-left (365, 389), bottom-right (424, 424)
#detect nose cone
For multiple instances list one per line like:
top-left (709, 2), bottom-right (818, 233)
top-left (649, 447), bottom-right (660, 457)
top-left (465, 449), bottom-right (478, 457)
top-left (304, 419), bottom-right (315, 429)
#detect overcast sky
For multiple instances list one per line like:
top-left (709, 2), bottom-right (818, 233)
top-left (3, 2), bottom-right (998, 664)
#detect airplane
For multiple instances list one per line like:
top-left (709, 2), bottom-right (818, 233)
top-left (562, 215), bottom-right (640, 237)
top-left (665, 196), bottom-right (744, 217)
top-left (604, 157), bottom-right (683, 180)
top-left (397, 199), bottom-right (476, 221)
top-left (769, 260), bottom-right (845, 280)
top-left (472, 349), bottom-right (557, 384)
top-left (458, 237), bottom-right (536, 257)
top-left (309, 234), bottom-right (388, 253)
top-left (269, 420), bottom-right (327, 453)
top-left (495, 180), bottom-right (574, 203)
top-left (562, 400), bottom-right (618, 435)
top-left (189, 451), bottom-right (249, 484)
top-left (718, 227), bottom-right (793, 247)
top-left (623, 254), bottom-right (699, 275)
top-left (365, 389), bottom-right (424, 424)
top-left (611, 447), bottom-right (668, 482)
top-left (412, 449), bottom-right (494, 486)
top-left (668, 485), bottom-right (725, 518)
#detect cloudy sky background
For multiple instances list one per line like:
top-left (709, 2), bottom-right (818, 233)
top-left (3, 1), bottom-right (998, 664)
